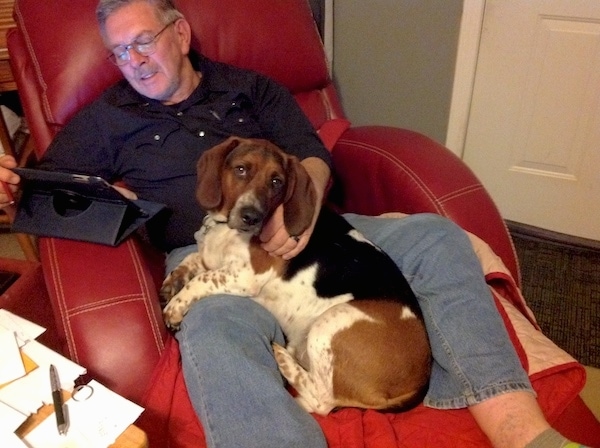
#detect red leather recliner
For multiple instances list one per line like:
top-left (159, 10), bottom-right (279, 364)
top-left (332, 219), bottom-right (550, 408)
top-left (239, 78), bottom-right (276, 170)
top-left (8, 0), bottom-right (600, 446)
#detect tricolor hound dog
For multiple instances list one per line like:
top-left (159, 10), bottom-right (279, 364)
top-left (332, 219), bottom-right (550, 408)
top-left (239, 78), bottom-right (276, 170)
top-left (161, 136), bottom-right (431, 415)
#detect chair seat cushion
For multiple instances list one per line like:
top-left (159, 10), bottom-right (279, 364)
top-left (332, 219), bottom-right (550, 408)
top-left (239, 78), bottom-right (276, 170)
top-left (136, 219), bottom-right (589, 447)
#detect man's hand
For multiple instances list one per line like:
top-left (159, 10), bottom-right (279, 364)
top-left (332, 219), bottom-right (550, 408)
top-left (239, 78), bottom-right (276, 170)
top-left (259, 156), bottom-right (330, 260)
top-left (112, 184), bottom-right (138, 200)
top-left (259, 205), bottom-right (312, 259)
top-left (0, 155), bottom-right (20, 214)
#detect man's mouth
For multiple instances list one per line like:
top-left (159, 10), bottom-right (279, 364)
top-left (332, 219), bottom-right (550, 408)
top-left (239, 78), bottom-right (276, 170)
top-left (137, 69), bottom-right (156, 81)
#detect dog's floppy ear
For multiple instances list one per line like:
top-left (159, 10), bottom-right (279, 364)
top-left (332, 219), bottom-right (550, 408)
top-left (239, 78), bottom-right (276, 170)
top-left (283, 156), bottom-right (317, 237)
top-left (196, 137), bottom-right (241, 210)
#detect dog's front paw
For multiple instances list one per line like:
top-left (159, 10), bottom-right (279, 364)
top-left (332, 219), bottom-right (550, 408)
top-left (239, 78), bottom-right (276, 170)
top-left (161, 265), bottom-right (195, 304)
top-left (163, 296), bottom-right (189, 331)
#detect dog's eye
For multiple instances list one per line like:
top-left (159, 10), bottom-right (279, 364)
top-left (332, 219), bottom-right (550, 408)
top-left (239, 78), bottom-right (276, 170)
top-left (271, 177), bottom-right (283, 190)
top-left (234, 165), bottom-right (247, 177)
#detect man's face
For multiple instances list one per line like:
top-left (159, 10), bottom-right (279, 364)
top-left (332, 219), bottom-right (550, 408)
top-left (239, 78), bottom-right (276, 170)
top-left (104, 2), bottom-right (190, 104)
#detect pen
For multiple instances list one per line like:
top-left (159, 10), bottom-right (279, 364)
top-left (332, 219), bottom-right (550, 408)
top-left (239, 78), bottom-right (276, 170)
top-left (50, 364), bottom-right (69, 435)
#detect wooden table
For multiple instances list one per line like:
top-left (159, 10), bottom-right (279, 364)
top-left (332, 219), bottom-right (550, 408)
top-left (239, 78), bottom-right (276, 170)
top-left (15, 390), bottom-right (149, 448)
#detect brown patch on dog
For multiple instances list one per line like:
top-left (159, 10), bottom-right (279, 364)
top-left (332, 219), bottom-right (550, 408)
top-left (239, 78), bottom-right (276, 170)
top-left (330, 301), bottom-right (431, 410)
top-left (196, 137), bottom-right (243, 210)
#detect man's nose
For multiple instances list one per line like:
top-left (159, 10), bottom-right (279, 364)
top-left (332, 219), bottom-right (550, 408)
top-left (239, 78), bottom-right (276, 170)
top-left (127, 48), bottom-right (147, 67)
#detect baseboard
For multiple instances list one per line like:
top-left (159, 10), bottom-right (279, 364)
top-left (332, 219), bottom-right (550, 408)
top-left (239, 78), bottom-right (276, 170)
top-left (506, 220), bottom-right (600, 253)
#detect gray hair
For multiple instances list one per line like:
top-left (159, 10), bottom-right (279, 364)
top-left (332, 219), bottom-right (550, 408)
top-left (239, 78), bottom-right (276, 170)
top-left (96, 0), bottom-right (184, 37)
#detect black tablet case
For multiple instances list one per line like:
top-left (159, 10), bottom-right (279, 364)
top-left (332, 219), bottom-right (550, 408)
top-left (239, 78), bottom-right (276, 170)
top-left (11, 168), bottom-right (166, 246)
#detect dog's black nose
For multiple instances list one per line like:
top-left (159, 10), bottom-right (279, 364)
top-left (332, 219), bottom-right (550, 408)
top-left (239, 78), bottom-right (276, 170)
top-left (241, 207), bottom-right (264, 227)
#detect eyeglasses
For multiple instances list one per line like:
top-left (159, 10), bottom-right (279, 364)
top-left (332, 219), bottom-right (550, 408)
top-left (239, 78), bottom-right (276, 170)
top-left (108, 20), bottom-right (176, 66)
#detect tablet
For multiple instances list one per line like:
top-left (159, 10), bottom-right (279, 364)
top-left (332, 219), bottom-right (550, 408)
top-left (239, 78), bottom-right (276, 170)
top-left (13, 167), bottom-right (137, 207)
top-left (11, 167), bottom-right (165, 246)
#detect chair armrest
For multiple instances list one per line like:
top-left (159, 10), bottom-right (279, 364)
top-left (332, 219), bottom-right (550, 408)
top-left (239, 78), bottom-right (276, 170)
top-left (39, 236), bottom-right (168, 404)
top-left (329, 125), bottom-right (519, 283)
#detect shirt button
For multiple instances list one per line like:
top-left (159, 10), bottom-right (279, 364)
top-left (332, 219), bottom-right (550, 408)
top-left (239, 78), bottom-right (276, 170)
top-left (153, 134), bottom-right (160, 141)
top-left (177, 111), bottom-right (183, 116)
top-left (238, 118), bottom-right (244, 123)
top-left (199, 131), bottom-right (205, 137)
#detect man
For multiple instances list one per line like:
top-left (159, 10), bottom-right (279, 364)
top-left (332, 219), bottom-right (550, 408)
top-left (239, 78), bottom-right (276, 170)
top-left (0, 1), bottom-right (582, 447)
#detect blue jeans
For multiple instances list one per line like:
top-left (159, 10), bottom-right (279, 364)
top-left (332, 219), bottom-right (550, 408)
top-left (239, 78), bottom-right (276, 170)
top-left (167, 213), bottom-right (533, 448)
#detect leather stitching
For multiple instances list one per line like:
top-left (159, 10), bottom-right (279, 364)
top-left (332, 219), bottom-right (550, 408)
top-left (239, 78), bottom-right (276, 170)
top-left (336, 138), bottom-right (447, 215)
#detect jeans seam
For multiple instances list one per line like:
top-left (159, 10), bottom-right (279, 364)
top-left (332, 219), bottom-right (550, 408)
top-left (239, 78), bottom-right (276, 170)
top-left (419, 290), bottom-right (476, 394)
top-left (180, 323), bottom-right (220, 447)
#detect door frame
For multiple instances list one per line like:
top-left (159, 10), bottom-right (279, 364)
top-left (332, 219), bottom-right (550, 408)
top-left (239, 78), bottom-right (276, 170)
top-left (445, 0), bottom-right (486, 157)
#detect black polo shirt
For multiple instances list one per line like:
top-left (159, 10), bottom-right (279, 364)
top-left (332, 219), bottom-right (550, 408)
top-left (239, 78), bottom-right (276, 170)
top-left (39, 54), bottom-right (333, 251)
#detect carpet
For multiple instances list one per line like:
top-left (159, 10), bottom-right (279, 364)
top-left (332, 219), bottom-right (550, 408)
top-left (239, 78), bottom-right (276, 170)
top-left (510, 231), bottom-right (600, 369)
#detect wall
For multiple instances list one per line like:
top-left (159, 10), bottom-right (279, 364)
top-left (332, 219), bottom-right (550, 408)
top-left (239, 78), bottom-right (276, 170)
top-left (332, 0), bottom-right (463, 145)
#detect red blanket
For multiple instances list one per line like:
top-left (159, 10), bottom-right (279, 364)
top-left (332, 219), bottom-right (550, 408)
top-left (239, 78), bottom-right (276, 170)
top-left (137, 225), bottom-right (586, 447)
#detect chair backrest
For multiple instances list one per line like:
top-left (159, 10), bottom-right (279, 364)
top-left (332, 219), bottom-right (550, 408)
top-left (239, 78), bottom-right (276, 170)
top-left (8, 0), bottom-right (345, 159)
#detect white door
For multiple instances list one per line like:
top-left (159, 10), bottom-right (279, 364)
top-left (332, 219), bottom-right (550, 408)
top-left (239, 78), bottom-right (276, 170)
top-left (462, 0), bottom-right (600, 241)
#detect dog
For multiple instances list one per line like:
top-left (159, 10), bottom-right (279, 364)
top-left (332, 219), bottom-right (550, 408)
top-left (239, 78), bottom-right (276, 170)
top-left (161, 136), bottom-right (431, 415)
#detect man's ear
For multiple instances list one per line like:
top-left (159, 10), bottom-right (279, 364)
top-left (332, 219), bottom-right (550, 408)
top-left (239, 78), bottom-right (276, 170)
top-left (282, 156), bottom-right (317, 237)
top-left (196, 137), bottom-right (241, 210)
top-left (174, 17), bottom-right (193, 54)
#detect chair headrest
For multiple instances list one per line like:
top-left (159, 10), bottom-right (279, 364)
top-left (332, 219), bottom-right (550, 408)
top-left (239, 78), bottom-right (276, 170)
top-left (13, 0), bottom-right (330, 127)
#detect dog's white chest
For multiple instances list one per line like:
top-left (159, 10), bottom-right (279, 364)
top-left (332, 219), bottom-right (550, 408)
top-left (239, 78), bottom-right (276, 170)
top-left (196, 220), bottom-right (252, 270)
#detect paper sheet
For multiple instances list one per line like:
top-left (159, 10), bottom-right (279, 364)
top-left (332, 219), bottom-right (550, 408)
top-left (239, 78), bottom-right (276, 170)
top-left (22, 380), bottom-right (144, 448)
top-left (0, 341), bottom-right (86, 415)
top-left (21, 341), bottom-right (87, 396)
top-left (1, 430), bottom-right (29, 448)
top-left (0, 310), bottom-right (143, 446)
top-left (0, 309), bottom-right (46, 347)
top-left (0, 328), bottom-right (26, 385)
top-left (0, 400), bottom-right (28, 433)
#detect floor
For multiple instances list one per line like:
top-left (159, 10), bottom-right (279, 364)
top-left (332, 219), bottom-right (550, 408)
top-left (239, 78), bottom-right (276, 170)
top-left (1, 231), bottom-right (599, 422)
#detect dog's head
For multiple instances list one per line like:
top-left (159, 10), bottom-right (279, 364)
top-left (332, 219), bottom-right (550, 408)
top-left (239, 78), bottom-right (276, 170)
top-left (196, 136), bottom-right (317, 236)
